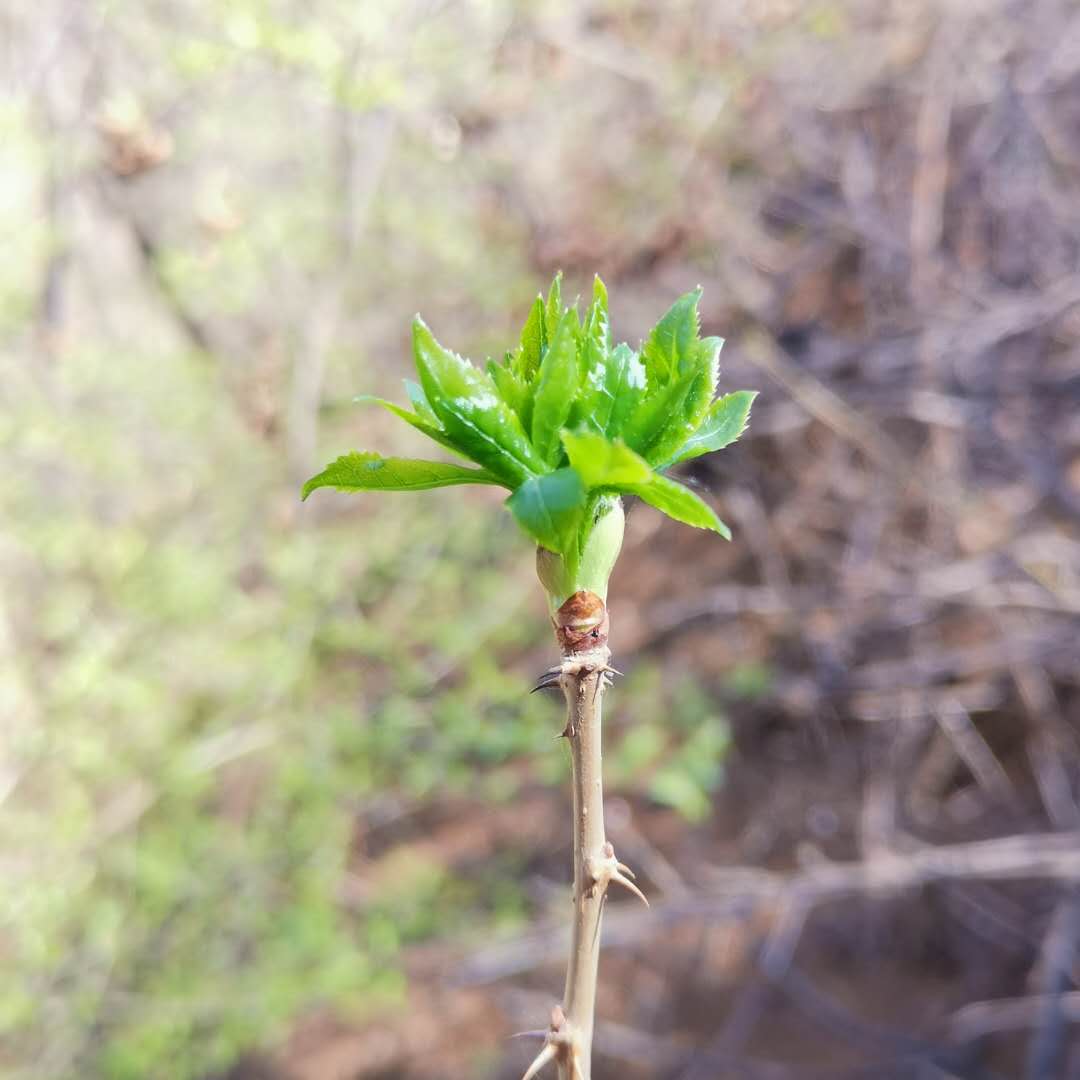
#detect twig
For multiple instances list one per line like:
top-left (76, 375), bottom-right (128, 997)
top-left (678, 897), bottom-right (808, 1080)
top-left (462, 833), bottom-right (1080, 988)
top-left (740, 329), bottom-right (914, 485)
top-left (506, 988), bottom-right (689, 1072)
top-left (521, 596), bottom-right (645, 1080)
top-left (1025, 891), bottom-right (1080, 1080)
top-left (951, 992), bottom-right (1080, 1043)
top-left (910, 19), bottom-right (959, 309)
top-left (933, 698), bottom-right (1016, 805)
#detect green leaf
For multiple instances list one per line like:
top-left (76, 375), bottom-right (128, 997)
top-left (630, 473), bottom-right (731, 538)
top-left (353, 394), bottom-right (465, 458)
top-left (562, 429), bottom-right (652, 488)
top-left (302, 452), bottom-right (501, 500)
top-left (574, 275), bottom-right (611, 413)
top-left (404, 379), bottom-right (436, 421)
top-left (513, 296), bottom-right (546, 382)
top-left (575, 342), bottom-right (646, 438)
top-left (412, 317), bottom-right (545, 486)
top-left (636, 336), bottom-right (723, 466)
top-left (641, 287), bottom-right (702, 389)
top-left (668, 390), bottom-right (757, 465)
top-left (620, 364), bottom-right (701, 462)
top-left (544, 271), bottom-right (563, 339)
top-left (585, 275), bottom-right (609, 350)
top-left (505, 467), bottom-right (586, 556)
top-left (530, 309), bottom-right (579, 465)
top-left (561, 430), bottom-right (730, 538)
top-left (486, 360), bottom-right (530, 424)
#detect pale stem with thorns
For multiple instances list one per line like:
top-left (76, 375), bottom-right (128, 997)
top-left (523, 590), bottom-right (646, 1080)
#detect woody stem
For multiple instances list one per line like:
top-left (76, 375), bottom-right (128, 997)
top-left (558, 649), bottom-right (609, 1080)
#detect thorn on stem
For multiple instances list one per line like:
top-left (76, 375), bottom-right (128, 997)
top-left (595, 842), bottom-right (649, 906)
top-left (520, 1043), bottom-right (555, 1080)
top-left (611, 870), bottom-right (650, 907)
top-left (519, 1005), bottom-right (573, 1080)
top-left (530, 668), bottom-right (563, 694)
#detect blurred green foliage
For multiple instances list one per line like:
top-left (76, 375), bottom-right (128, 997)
top-left (1, 367), bottom-right (726, 1072)
top-left (1, 2), bottom-right (734, 1076)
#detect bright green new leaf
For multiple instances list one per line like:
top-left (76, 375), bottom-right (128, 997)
top-left (575, 342), bottom-right (646, 437)
top-left (353, 395), bottom-right (465, 457)
top-left (641, 287), bottom-right (702, 389)
top-left (514, 296), bottom-right (546, 382)
top-left (530, 309), bottom-right (579, 465)
top-left (603, 344), bottom-right (647, 436)
top-left (575, 276), bottom-right (611, 409)
top-left (412, 317), bottom-right (545, 486)
top-left (308, 277), bottom-right (749, 568)
top-left (544, 271), bottom-right (563, 339)
top-left (629, 472), bottom-right (731, 538)
top-left (585, 275), bottom-right (609, 349)
top-left (562, 429), bottom-right (652, 488)
top-left (505, 467), bottom-right (586, 557)
top-left (404, 379), bottom-right (436, 421)
top-left (637, 336), bottom-right (723, 466)
top-left (486, 360), bottom-right (530, 425)
top-left (668, 390), bottom-right (757, 465)
top-left (621, 363), bottom-right (701, 462)
top-left (685, 336), bottom-right (723, 417)
top-left (302, 452), bottom-right (501, 500)
top-left (577, 330), bottom-right (605, 396)
top-left (561, 429), bottom-right (729, 537)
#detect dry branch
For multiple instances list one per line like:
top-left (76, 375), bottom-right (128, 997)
top-left (461, 832), bottom-right (1080, 988)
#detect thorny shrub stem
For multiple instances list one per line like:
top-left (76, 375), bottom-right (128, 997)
top-left (523, 591), bottom-right (646, 1080)
top-left (560, 654), bottom-right (607, 1080)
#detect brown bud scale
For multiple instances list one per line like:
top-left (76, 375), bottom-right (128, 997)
top-left (553, 590), bottom-right (609, 654)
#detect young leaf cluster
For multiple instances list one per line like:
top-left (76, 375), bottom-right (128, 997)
top-left (303, 274), bottom-right (756, 577)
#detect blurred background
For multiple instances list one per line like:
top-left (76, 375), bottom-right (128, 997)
top-left (3, 1), bottom-right (1080, 1077)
